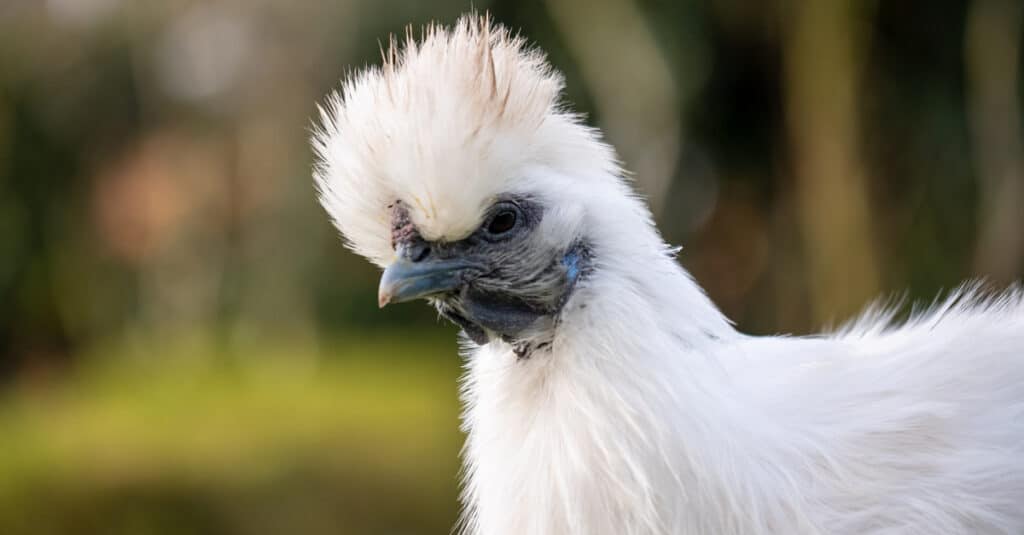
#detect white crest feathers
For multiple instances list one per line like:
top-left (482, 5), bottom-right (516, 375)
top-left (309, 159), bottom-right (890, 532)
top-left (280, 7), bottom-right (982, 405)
top-left (312, 14), bottom-right (618, 266)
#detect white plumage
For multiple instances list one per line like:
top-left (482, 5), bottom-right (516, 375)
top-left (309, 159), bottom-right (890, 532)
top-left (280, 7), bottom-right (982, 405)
top-left (313, 15), bottom-right (1024, 535)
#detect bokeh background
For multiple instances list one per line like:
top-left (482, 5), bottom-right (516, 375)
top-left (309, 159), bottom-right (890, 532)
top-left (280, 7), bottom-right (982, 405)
top-left (1, 0), bottom-right (1022, 533)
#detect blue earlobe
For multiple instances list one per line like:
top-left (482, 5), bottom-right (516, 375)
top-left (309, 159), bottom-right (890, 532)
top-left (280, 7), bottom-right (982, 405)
top-left (554, 243), bottom-right (591, 314)
top-left (562, 250), bottom-right (582, 285)
top-left (561, 241), bottom-right (592, 290)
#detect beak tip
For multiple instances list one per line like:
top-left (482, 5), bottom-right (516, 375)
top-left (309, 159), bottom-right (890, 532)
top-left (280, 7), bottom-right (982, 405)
top-left (377, 291), bottom-right (392, 308)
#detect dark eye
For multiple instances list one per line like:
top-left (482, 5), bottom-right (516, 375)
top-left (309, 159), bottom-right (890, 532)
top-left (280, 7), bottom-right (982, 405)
top-left (486, 209), bottom-right (518, 235)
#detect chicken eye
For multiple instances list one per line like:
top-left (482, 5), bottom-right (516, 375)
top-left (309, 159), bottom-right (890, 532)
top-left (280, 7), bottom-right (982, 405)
top-left (486, 208), bottom-right (519, 236)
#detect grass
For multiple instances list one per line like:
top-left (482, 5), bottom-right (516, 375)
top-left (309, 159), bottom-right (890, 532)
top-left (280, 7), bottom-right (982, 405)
top-left (0, 331), bottom-right (465, 535)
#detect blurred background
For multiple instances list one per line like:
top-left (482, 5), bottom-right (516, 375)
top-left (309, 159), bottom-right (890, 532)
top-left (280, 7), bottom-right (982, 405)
top-left (1, 0), bottom-right (1022, 533)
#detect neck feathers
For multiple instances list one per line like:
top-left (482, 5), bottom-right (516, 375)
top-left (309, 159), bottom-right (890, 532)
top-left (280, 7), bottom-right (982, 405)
top-left (458, 255), bottom-right (737, 535)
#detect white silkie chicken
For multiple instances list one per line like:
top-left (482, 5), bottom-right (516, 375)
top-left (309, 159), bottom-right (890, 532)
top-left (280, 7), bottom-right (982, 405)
top-left (313, 15), bottom-right (1024, 535)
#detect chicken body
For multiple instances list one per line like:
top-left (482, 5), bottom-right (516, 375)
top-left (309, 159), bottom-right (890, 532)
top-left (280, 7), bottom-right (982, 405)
top-left (460, 255), bottom-right (1024, 534)
top-left (313, 15), bottom-right (1024, 535)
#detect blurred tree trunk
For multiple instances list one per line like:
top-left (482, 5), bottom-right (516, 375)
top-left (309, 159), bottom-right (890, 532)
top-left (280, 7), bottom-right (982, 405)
top-left (782, 0), bottom-right (880, 325)
top-left (545, 0), bottom-right (681, 215)
top-left (966, 0), bottom-right (1024, 284)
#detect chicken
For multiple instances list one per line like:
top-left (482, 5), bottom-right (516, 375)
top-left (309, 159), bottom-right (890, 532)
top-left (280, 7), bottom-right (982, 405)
top-left (312, 14), bottom-right (1024, 535)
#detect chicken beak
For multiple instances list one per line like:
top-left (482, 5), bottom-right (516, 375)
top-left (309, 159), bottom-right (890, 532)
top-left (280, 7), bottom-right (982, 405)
top-left (377, 257), bottom-right (474, 308)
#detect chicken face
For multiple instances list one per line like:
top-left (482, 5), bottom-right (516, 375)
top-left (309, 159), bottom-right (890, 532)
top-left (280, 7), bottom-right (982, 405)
top-left (312, 18), bottom-right (621, 354)
top-left (378, 196), bottom-right (589, 350)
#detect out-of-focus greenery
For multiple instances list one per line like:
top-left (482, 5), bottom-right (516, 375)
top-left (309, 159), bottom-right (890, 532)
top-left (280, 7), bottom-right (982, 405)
top-left (1, 0), bottom-right (1022, 532)
top-left (0, 333), bottom-right (462, 535)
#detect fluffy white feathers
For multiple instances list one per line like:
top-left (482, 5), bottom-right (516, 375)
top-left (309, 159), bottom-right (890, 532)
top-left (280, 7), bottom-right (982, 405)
top-left (313, 16), bottom-right (616, 267)
top-left (314, 14), bottom-right (1024, 535)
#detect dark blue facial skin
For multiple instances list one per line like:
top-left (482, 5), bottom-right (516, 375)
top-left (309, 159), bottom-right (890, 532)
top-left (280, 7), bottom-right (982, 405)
top-left (380, 198), bottom-right (589, 355)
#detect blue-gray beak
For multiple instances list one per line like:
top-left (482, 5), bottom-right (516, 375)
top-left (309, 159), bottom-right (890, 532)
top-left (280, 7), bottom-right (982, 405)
top-left (378, 257), bottom-right (476, 308)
